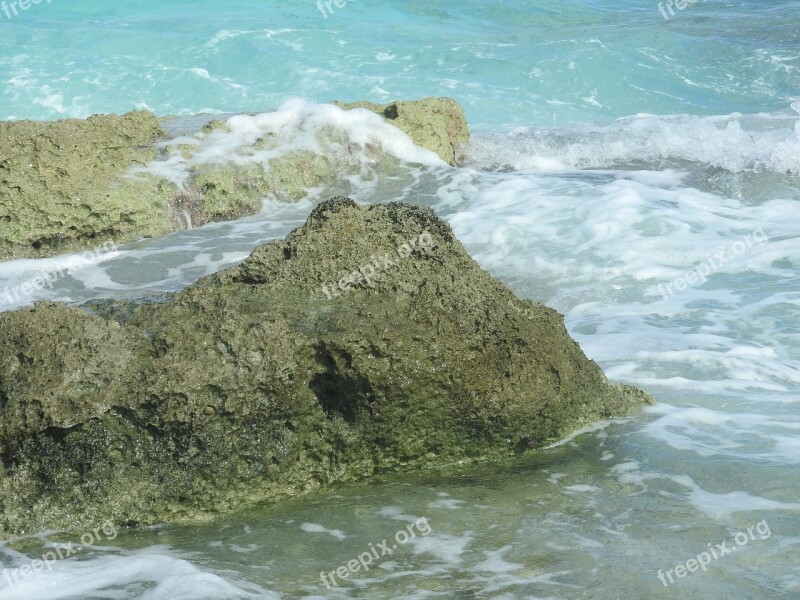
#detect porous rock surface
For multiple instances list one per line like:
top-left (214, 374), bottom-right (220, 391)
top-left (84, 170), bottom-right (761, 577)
top-left (0, 97), bottom-right (470, 260)
top-left (0, 198), bottom-right (651, 536)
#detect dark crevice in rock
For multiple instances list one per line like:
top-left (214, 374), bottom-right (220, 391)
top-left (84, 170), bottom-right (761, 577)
top-left (111, 405), bottom-right (162, 442)
top-left (40, 424), bottom-right (83, 445)
top-left (383, 103), bottom-right (400, 120)
top-left (311, 344), bottom-right (376, 424)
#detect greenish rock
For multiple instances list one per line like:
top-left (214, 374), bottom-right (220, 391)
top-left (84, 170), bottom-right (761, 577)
top-left (0, 111), bottom-right (170, 261)
top-left (0, 98), bottom-right (470, 261)
top-left (159, 148), bottom-right (347, 231)
top-left (333, 97), bottom-right (470, 165)
top-left (170, 164), bottom-right (270, 228)
top-left (0, 197), bottom-right (652, 537)
top-left (163, 152), bottom-right (341, 228)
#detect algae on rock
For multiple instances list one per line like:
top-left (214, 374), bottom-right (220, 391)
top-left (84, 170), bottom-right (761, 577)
top-left (0, 111), bottom-right (170, 261)
top-left (334, 97), bottom-right (470, 165)
top-left (0, 197), bottom-right (651, 537)
top-left (0, 98), bottom-right (470, 260)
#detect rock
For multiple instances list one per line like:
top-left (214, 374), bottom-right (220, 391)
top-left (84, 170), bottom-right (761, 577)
top-left (0, 99), bottom-right (470, 261)
top-left (0, 111), bottom-right (170, 261)
top-left (333, 97), bottom-right (470, 165)
top-left (0, 198), bottom-right (651, 536)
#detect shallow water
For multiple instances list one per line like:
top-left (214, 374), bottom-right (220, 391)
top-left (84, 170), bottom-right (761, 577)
top-left (1, 0), bottom-right (800, 598)
top-left (0, 418), bottom-right (797, 599)
top-left (3, 0), bottom-right (800, 129)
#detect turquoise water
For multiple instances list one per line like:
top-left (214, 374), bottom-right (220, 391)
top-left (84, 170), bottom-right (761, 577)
top-left (3, 0), bottom-right (799, 127)
top-left (1, 1), bottom-right (800, 598)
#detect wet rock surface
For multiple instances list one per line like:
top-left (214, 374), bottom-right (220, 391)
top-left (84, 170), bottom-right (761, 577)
top-left (0, 198), bottom-right (651, 536)
top-left (333, 97), bottom-right (470, 165)
top-left (0, 111), bottom-right (169, 261)
top-left (0, 98), bottom-right (470, 260)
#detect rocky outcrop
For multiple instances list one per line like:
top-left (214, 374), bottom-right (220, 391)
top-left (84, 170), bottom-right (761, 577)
top-left (0, 111), bottom-right (170, 261)
top-left (334, 97), bottom-right (470, 165)
top-left (0, 98), bottom-right (470, 261)
top-left (0, 198), bottom-right (651, 536)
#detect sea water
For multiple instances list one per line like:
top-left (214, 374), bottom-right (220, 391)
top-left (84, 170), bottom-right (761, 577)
top-left (0, 0), bottom-right (799, 598)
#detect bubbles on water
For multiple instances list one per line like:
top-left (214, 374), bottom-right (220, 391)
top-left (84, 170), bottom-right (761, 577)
top-left (792, 100), bottom-right (800, 139)
top-left (467, 111), bottom-right (800, 176)
top-left (0, 546), bottom-right (272, 600)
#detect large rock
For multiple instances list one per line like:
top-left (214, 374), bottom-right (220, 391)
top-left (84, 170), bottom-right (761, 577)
top-left (0, 98), bottom-right (470, 261)
top-left (0, 198), bottom-right (651, 536)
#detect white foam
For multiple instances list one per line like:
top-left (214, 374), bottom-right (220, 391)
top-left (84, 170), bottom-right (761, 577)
top-left (608, 461), bottom-right (659, 488)
top-left (433, 161), bottom-right (800, 401)
top-left (543, 420), bottom-right (629, 449)
top-left (668, 475), bottom-right (800, 520)
top-left (376, 506), bottom-right (421, 522)
top-left (562, 485), bottom-right (602, 494)
top-left (607, 460), bottom-right (800, 520)
top-left (0, 245), bottom-right (121, 311)
top-left (470, 545), bottom-right (524, 575)
top-left (468, 107), bottom-right (800, 175)
top-left (464, 546), bottom-right (572, 596)
top-left (0, 199), bottom-right (316, 313)
top-left (300, 523), bottom-right (347, 541)
top-left (0, 546), bottom-right (271, 600)
top-left (426, 498), bottom-right (465, 510)
top-left (0, 246), bottom-right (119, 281)
top-left (409, 531), bottom-right (473, 564)
top-left (132, 99), bottom-right (445, 189)
top-left (643, 404), bottom-right (800, 464)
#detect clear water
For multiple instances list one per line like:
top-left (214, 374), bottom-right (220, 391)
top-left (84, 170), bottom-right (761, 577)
top-left (1, 1), bottom-right (799, 598)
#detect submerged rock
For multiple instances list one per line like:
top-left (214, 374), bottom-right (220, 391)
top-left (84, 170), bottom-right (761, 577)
top-left (0, 98), bottom-right (469, 261)
top-left (0, 198), bottom-right (651, 536)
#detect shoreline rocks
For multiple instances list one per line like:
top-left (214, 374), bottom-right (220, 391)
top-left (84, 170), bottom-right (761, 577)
top-left (0, 197), bottom-right (652, 536)
top-left (333, 97), bottom-right (469, 166)
top-left (0, 98), bottom-right (470, 262)
top-left (0, 111), bottom-right (168, 262)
